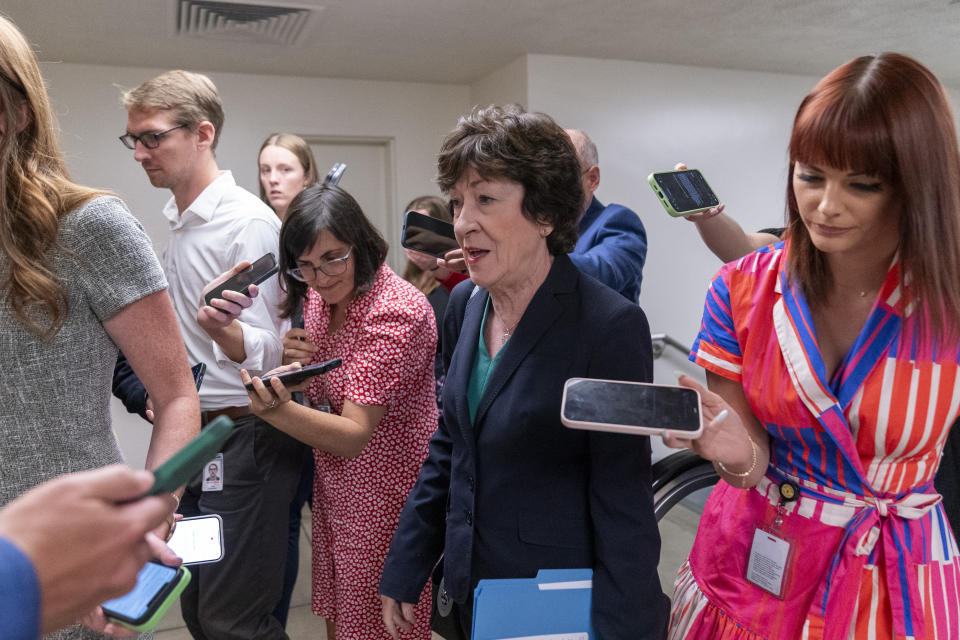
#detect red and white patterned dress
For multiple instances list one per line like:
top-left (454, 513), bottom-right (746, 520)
top-left (304, 264), bottom-right (438, 639)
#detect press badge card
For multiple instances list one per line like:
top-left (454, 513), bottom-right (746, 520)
top-left (745, 527), bottom-right (793, 598)
top-left (202, 453), bottom-right (223, 492)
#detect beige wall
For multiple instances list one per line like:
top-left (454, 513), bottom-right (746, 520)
top-left (41, 56), bottom-right (959, 466)
top-left (39, 62), bottom-right (472, 467)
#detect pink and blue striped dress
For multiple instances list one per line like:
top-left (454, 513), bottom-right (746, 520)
top-left (670, 241), bottom-right (960, 640)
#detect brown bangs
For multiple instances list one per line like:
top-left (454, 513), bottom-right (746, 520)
top-left (789, 86), bottom-right (898, 187)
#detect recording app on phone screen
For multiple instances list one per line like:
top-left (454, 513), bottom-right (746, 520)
top-left (658, 171), bottom-right (716, 211)
top-left (102, 563), bottom-right (177, 619)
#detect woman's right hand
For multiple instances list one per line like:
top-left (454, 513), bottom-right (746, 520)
top-left (672, 162), bottom-right (725, 222)
top-left (663, 374), bottom-right (756, 471)
top-left (282, 328), bottom-right (318, 366)
top-left (380, 594), bottom-right (417, 639)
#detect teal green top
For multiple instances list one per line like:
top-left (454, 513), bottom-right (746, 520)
top-left (467, 298), bottom-right (507, 424)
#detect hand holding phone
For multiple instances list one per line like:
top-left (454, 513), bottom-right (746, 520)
top-left (167, 514), bottom-right (224, 565)
top-left (401, 210), bottom-right (459, 259)
top-left (561, 378), bottom-right (703, 439)
top-left (101, 562), bottom-right (191, 632)
top-left (648, 168), bottom-right (720, 217)
top-left (203, 253), bottom-right (279, 308)
top-left (281, 328), bottom-right (318, 366)
top-left (147, 416), bottom-right (235, 496)
top-left (244, 358), bottom-right (343, 392)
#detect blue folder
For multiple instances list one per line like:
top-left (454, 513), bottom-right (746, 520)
top-left (471, 568), bottom-right (595, 640)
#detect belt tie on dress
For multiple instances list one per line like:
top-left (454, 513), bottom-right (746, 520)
top-left (766, 469), bottom-right (941, 640)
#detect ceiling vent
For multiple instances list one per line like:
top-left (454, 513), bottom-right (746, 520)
top-left (175, 0), bottom-right (317, 46)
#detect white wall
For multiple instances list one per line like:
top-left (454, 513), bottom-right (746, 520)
top-left (521, 55), bottom-right (819, 389)
top-left (470, 56), bottom-right (528, 109)
top-left (39, 62), bottom-right (472, 467)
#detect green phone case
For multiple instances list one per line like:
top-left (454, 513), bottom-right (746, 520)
top-left (109, 566), bottom-right (191, 632)
top-left (148, 415), bottom-right (234, 495)
top-left (647, 169), bottom-right (720, 217)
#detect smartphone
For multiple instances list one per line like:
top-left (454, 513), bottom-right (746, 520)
top-left (167, 514), bottom-right (224, 565)
top-left (648, 168), bottom-right (720, 217)
top-left (204, 253), bottom-right (279, 307)
top-left (191, 363), bottom-right (206, 391)
top-left (147, 415), bottom-right (235, 496)
top-left (401, 210), bottom-right (458, 259)
top-left (323, 162), bottom-right (346, 186)
top-left (102, 561), bottom-right (191, 632)
top-left (244, 358), bottom-right (343, 392)
top-left (560, 378), bottom-right (703, 438)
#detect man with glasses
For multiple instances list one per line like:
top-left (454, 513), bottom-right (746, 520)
top-left (120, 70), bottom-right (300, 639)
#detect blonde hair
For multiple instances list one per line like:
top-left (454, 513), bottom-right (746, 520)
top-left (122, 70), bottom-right (225, 150)
top-left (257, 133), bottom-right (319, 206)
top-left (0, 14), bottom-right (108, 339)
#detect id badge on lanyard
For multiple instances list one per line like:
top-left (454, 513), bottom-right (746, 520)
top-left (745, 481), bottom-right (798, 599)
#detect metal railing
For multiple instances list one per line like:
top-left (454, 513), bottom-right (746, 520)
top-left (651, 333), bottom-right (691, 360)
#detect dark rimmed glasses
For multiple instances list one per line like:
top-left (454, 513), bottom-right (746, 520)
top-left (288, 247), bottom-right (352, 282)
top-left (118, 124), bottom-right (188, 150)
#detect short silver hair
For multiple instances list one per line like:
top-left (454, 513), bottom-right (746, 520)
top-left (567, 129), bottom-right (598, 168)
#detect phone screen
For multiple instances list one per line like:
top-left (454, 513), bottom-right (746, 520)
top-left (167, 515), bottom-right (223, 564)
top-left (191, 363), bottom-right (206, 391)
top-left (102, 562), bottom-right (178, 622)
top-left (401, 211), bottom-right (458, 259)
top-left (562, 379), bottom-right (701, 433)
top-left (653, 169), bottom-right (719, 213)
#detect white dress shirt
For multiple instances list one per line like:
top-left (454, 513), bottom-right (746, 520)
top-left (161, 171), bottom-right (288, 410)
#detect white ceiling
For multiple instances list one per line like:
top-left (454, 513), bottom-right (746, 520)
top-left (4, 0), bottom-right (960, 86)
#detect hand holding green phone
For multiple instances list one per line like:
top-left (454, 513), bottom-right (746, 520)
top-left (148, 415), bottom-right (235, 495)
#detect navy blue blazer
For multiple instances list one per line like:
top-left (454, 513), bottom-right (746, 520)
top-left (569, 197), bottom-right (647, 302)
top-left (380, 255), bottom-right (669, 639)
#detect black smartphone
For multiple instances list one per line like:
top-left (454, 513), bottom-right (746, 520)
top-left (204, 253), bottom-right (279, 307)
top-left (147, 415), bottom-right (234, 496)
top-left (401, 210), bottom-right (458, 259)
top-left (647, 168), bottom-right (720, 217)
top-left (102, 562), bottom-right (191, 631)
top-left (323, 162), bottom-right (346, 186)
top-left (245, 357), bottom-right (343, 392)
top-left (191, 363), bottom-right (206, 391)
top-left (560, 378), bottom-right (703, 438)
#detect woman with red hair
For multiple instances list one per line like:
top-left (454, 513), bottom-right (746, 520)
top-left (669, 53), bottom-right (960, 639)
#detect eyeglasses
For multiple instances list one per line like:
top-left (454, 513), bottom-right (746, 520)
top-left (118, 124), bottom-right (187, 150)
top-left (288, 247), bottom-right (352, 281)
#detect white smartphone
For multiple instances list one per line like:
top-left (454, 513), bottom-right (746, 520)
top-left (167, 514), bottom-right (224, 565)
top-left (560, 378), bottom-right (704, 439)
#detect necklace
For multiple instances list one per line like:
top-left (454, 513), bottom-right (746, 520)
top-left (501, 318), bottom-right (520, 342)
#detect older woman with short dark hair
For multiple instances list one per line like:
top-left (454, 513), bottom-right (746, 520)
top-left (379, 105), bottom-right (669, 639)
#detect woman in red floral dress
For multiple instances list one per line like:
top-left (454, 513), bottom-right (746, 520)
top-left (230, 184), bottom-right (438, 639)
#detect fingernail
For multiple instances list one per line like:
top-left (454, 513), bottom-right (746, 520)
top-left (709, 409), bottom-right (729, 426)
top-left (673, 370), bottom-right (685, 381)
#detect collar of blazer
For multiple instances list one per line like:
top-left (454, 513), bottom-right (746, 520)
top-left (449, 254), bottom-right (579, 437)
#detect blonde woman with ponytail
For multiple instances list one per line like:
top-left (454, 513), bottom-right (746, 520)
top-left (0, 15), bottom-right (199, 639)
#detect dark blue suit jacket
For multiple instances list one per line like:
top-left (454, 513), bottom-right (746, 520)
top-left (380, 255), bottom-right (668, 639)
top-left (569, 197), bottom-right (647, 302)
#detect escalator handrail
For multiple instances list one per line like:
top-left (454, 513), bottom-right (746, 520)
top-left (653, 450), bottom-right (720, 522)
